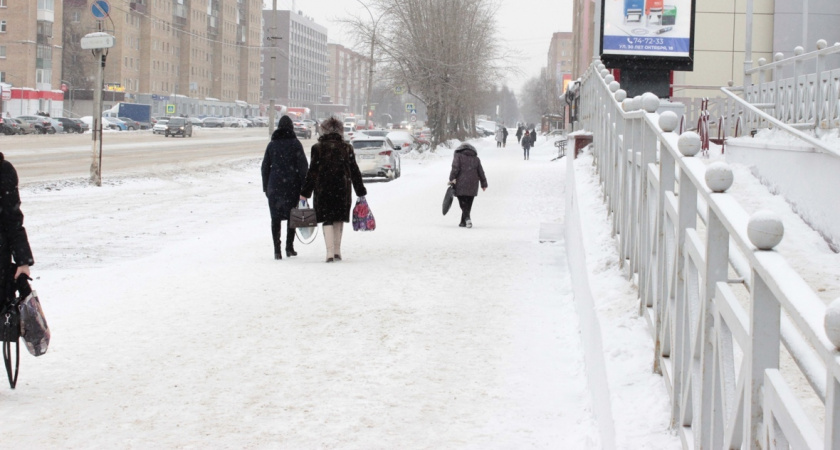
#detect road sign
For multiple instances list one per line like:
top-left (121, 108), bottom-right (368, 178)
top-left (81, 32), bottom-right (115, 50)
top-left (91, 0), bottom-right (110, 19)
top-left (405, 103), bottom-right (415, 113)
top-left (410, 114), bottom-right (417, 123)
top-left (166, 104), bottom-right (176, 114)
top-left (394, 86), bottom-right (406, 95)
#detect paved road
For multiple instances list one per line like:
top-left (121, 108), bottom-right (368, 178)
top-left (0, 128), bottom-right (317, 184)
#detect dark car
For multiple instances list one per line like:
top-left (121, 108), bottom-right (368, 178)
top-left (118, 117), bottom-right (141, 130)
top-left (164, 117), bottom-right (192, 137)
top-left (293, 122), bottom-right (312, 139)
top-left (55, 117), bottom-right (87, 133)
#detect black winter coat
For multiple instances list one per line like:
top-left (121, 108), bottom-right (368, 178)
top-left (449, 144), bottom-right (487, 197)
top-left (0, 153), bottom-right (34, 292)
top-left (300, 134), bottom-right (367, 223)
top-left (261, 126), bottom-right (309, 221)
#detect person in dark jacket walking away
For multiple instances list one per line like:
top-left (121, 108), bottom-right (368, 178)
top-left (0, 152), bottom-right (35, 311)
top-left (300, 117), bottom-right (367, 262)
top-left (522, 130), bottom-right (531, 160)
top-left (502, 126), bottom-right (509, 147)
top-left (262, 115), bottom-right (309, 259)
top-left (448, 143), bottom-right (488, 228)
top-left (515, 125), bottom-right (523, 143)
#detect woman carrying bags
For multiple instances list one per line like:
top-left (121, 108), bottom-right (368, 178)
top-left (261, 115), bottom-right (309, 260)
top-left (449, 143), bottom-right (488, 228)
top-left (300, 117), bottom-right (367, 263)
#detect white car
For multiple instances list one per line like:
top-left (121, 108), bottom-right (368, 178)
top-left (343, 124), bottom-right (356, 142)
top-left (152, 119), bottom-right (169, 134)
top-left (351, 137), bottom-right (401, 180)
top-left (387, 130), bottom-right (418, 153)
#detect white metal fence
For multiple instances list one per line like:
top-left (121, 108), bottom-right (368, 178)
top-left (578, 60), bottom-right (840, 449)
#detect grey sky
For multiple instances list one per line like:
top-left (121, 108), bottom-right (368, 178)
top-left (262, 0), bottom-right (574, 94)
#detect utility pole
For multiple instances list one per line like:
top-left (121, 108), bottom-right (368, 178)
top-left (357, 0), bottom-right (376, 125)
top-left (268, 0), bottom-right (278, 135)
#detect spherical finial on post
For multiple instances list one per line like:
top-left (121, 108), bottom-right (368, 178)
top-left (825, 299), bottom-right (840, 348)
top-left (728, 80), bottom-right (734, 87)
top-left (774, 52), bottom-right (784, 62)
top-left (622, 98), bottom-right (634, 111)
top-left (609, 81), bottom-right (620, 93)
top-left (677, 131), bottom-right (701, 156)
top-left (658, 111), bottom-right (679, 133)
top-left (817, 39), bottom-right (828, 50)
top-left (747, 210), bottom-right (784, 250)
top-left (758, 58), bottom-right (767, 66)
top-left (605, 74), bottom-right (615, 84)
top-left (598, 63), bottom-right (606, 71)
top-left (641, 92), bottom-right (660, 113)
top-left (705, 162), bottom-right (734, 192)
top-left (795, 46), bottom-right (805, 56)
top-left (615, 89), bottom-right (627, 102)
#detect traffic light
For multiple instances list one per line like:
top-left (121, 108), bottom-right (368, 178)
top-left (368, 110), bottom-right (373, 117)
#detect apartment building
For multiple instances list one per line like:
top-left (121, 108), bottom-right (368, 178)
top-left (63, 0), bottom-right (262, 105)
top-left (548, 32), bottom-right (574, 93)
top-left (0, 0), bottom-right (64, 114)
top-left (325, 43), bottom-right (368, 116)
top-left (261, 9), bottom-right (327, 109)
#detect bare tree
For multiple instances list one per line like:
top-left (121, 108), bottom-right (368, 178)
top-left (342, 0), bottom-right (509, 147)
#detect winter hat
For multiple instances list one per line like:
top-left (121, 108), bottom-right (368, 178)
top-left (271, 115), bottom-right (296, 140)
top-left (320, 117), bottom-right (344, 136)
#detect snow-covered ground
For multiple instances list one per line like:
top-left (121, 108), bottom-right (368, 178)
top-left (0, 134), bottom-right (679, 448)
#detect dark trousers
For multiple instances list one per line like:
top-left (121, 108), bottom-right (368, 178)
top-left (457, 196), bottom-right (474, 224)
top-left (523, 147), bottom-right (530, 160)
top-left (271, 218), bottom-right (295, 251)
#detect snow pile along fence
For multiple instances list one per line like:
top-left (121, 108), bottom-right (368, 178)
top-left (578, 60), bottom-right (840, 449)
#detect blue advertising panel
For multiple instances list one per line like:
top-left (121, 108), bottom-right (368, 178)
top-left (599, 0), bottom-right (695, 70)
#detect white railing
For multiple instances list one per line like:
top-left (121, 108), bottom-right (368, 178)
top-left (578, 60), bottom-right (840, 449)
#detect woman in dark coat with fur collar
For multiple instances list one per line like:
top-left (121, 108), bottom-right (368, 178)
top-left (300, 117), bottom-right (367, 262)
top-left (448, 143), bottom-right (488, 228)
top-left (0, 152), bottom-right (34, 320)
top-left (261, 115), bottom-right (309, 259)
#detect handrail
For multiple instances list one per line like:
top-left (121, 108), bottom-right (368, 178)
top-left (720, 86), bottom-right (840, 158)
top-left (745, 41), bottom-right (840, 74)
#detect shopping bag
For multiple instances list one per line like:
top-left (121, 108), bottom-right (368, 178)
top-left (442, 185), bottom-right (455, 215)
top-left (353, 197), bottom-right (376, 231)
top-left (292, 200), bottom-right (319, 244)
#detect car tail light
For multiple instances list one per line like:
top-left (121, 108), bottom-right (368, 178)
top-left (402, 143), bottom-right (410, 147)
top-left (378, 150), bottom-right (392, 156)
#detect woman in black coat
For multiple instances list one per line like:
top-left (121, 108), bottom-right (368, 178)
top-left (300, 117), bottom-right (367, 262)
top-left (448, 143), bottom-right (488, 228)
top-left (0, 153), bottom-right (34, 315)
top-left (261, 115), bottom-right (309, 259)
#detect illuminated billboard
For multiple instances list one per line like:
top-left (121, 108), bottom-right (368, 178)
top-left (599, 0), bottom-right (695, 70)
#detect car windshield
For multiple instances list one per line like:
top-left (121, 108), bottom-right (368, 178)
top-left (352, 140), bottom-right (385, 149)
top-left (169, 118), bottom-right (186, 125)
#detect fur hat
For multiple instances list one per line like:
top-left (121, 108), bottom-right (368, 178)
top-left (320, 117), bottom-right (344, 135)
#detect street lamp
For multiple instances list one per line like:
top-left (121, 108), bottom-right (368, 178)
top-left (355, 0), bottom-right (381, 125)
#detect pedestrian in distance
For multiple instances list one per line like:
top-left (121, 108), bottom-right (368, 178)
top-left (502, 126), bottom-right (509, 147)
top-left (0, 152), bottom-right (35, 307)
top-left (522, 130), bottom-right (531, 160)
top-left (495, 126), bottom-right (504, 148)
top-left (515, 125), bottom-right (523, 143)
top-left (261, 115), bottom-right (309, 260)
top-left (448, 143), bottom-right (488, 228)
top-left (300, 117), bottom-right (367, 263)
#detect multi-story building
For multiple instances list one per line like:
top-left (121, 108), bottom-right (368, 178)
top-left (548, 32), bottom-right (574, 93)
top-left (62, 0), bottom-right (262, 111)
top-left (326, 43), bottom-right (368, 117)
top-left (0, 0), bottom-right (64, 114)
top-left (260, 9), bottom-right (327, 110)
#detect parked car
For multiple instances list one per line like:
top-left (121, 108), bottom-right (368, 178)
top-left (3, 118), bottom-right (31, 135)
top-left (188, 117), bottom-right (204, 127)
top-left (55, 117), bottom-right (87, 133)
top-left (165, 117), bottom-right (192, 137)
top-left (343, 124), bottom-right (356, 142)
top-left (16, 115), bottom-right (53, 134)
top-left (356, 130), bottom-right (389, 138)
top-left (293, 121), bottom-right (312, 139)
top-left (45, 118), bottom-right (64, 134)
top-left (118, 116), bottom-right (142, 130)
top-left (152, 119), bottom-right (169, 134)
top-left (351, 137), bottom-right (401, 180)
top-left (102, 116), bottom-right (127, 131)
top-left (151, 116), bottom-right (170, 126)
top-left (386, 130), bottom-right (418, 153)
top-left (201, 117), bottom-right (224, 128)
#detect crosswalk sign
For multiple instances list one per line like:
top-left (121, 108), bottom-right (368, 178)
top-left (405, 102), bottom-right (415, 113)
top-left (166, 104), bottom-right (176, 114)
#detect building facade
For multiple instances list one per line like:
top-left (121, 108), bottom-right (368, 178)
top-left (62, 0), bottom-right (262, 109)
top-left (548, 32), bottom-right (574, 94)
top-left (260, 10), bottom-right (327, 109)
top-left (325, 43), bottom-right (368, 117)
top-left (0, 0), bottom-right (64, 114)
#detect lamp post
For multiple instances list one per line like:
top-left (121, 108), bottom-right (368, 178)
top-left (356, 0), bottom-right (381, 125)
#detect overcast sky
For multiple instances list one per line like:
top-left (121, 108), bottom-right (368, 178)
top-left (262, 0), bottom-right (574, 94)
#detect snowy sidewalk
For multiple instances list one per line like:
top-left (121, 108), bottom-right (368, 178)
top-left (0, 135), bottom-right (677, 448)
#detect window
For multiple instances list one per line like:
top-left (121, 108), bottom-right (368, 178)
top-left (72, 11), bottom-right (81, 22)
top-left (0, 0), bottom-right (7, 7)
top-left (0, 45), bottom-right (5, 58)
top-left (0, 20), bottom-right (5, 32)
top-left (36, 0), bottom-right (54, 11)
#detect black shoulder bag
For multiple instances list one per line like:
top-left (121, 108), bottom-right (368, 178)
top-left (1, 266), bottom-right (21, 389)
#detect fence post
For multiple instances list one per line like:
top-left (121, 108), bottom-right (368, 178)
top-left (744, 273), bottom-right (781, 448)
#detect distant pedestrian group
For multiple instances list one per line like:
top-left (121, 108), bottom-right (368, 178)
top-left (495, 126), bottom-right (508, 148)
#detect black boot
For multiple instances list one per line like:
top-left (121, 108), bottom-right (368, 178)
top-left (285, 221), bottom-right (297, 257)
top-left (271, 219), bottom-right (282, 259)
